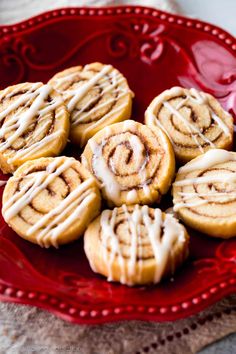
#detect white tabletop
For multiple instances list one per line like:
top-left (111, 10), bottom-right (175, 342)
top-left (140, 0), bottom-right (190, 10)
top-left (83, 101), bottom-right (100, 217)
top-left (177, 0), bottom-right (236, 35)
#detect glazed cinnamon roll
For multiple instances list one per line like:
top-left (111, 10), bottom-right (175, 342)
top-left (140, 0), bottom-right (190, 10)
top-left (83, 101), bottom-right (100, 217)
top-left (145, 87), bottom-right (233, 163)
top-left (0, 82), bottom-right (69, 174)
top-left (48, 62), bottom-right (133, 147)
top-left (84, 205), bottom-right (189, 286)
top-left (2, 156), bottom-right (101, 248)
top-left (173, 149), bottom-right (236, 238)
top-left (81, 120), bottom-right (175, 207)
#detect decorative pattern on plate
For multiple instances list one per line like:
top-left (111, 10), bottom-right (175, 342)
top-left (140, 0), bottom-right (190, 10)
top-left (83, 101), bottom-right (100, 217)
top-left (0, 6), bottom-right (235, 324)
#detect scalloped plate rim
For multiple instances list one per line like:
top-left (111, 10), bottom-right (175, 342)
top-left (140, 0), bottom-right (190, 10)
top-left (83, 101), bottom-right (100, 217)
top-left (0, 5), bottom-right (235, 51)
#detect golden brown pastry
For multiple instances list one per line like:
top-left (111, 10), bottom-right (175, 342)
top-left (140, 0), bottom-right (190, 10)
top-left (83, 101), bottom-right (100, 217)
top-left (145, 87), bottom-right (233, 163)
top-left (0, 82), bottom-right (69, 174)
top-left (84, 204), bottom-right (189, 286)
top-left (81, 120), bottom-right (175, 207)
top-left (48, 62), bottom-right (133, 147)
top-left (2, 156), bottom-right (101, 247)
top-left (173, 149), bottom-right (236, 238)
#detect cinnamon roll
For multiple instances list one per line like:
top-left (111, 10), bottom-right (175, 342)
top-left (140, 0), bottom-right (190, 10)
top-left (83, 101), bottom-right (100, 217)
top-left (84, 205), bottom-right (189, 286)
top-left (81, 120), bottom-right (175, 207)
top-left (173, 149), bottom-right (236, 238)
top-left (0, 82), bottom-right (69, 174)
top-left (2, 156), bottom-right (101, 247)
top-left (145, 87), bottom-right (233, 163)
top-left (48, 62), bottom-right (133, 147)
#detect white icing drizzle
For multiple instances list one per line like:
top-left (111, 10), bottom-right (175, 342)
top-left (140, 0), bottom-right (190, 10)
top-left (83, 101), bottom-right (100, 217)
top-left (123, 204), bottom-right (139, 279)
top-left (189, 88), bottom-right (231, 136)
top-left (189, 88), bottom-right (207, 104)
top-left (126, 189), bottom-right (138, 203)
top-left (66, 65), bottom-right (112, 112)
top-left (163, 101), bottom-right (214, 151)
top-left (142, 206), bottom-right (164, 282)
top-left (147, 87), bottom-right (231, 150)
top-left (72, 90), bottom-right (126, 125)
top-left (174, 149), bottom-right (236, 210)
top-left (174, 174), bottom-right (236, 187)
top-left (88, 122), bottom-right (153, 204)
top-left (211, 111), bottom-right (231, 136)
top-left (147, 111), bottom-right (174, 145)
top-left (139, 164), bottom-right (152, 199)
top-left (121, 123), bottom-right (152, 197)
top-left (2, 157), bottom-right (74, 221)
top-left (174, 190), bottom-right (236, 211)
top-left (0, 83), bottom-right (65, 161)
top-left (55, 66), bottom-right (132, 147)
top-left (28, 178), bottom-right (95, 248)
top-left (7, 130), bottom-right (64, 163)
top-left (122, 120), bottom-right (136, 130)
top-left (0, 82), bottom-right (40, 120)
top-left (178, 190), bottom-right (236, 198)
top-left (173, 199), bottom-right (208, 211)
top-left (100, 208), bottom-right (126, 283)
top-left (38, 97), bottom-right (64, 116)
top-left (3, 157), bottom-right (96, 248)
top-left (0, 84), bottom-right (53, 152)
top-left (89, 139), bottom-right (121, 205)
top-left (100, 205), bottom-right (185, 285)
top-left (129, 134), bottom-right (144, 164)
top-left (71, 73), bottom-right (127, 125)
top-left (80, 102), bottom-right (128, 147)
top-left (164, 207), bottom-right (177, 218)
top-left (143, 184), bottom-right (151, 198)
top-left (53, 72), bottom-right (81, 85)
top-left (178, 149), bottom-right (236, 174)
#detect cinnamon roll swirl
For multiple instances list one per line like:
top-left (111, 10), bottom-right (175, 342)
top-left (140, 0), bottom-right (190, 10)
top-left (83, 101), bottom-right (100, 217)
top-left (84, 205), bottom-right (189, 286)
top-left (145, 87), bottom-right (233, 163)
top-left (48, 62), bottom-right (133, 147)
top-left (81, 120), bottom-right (175, 207)
top-left (173, 149), bottom-right (236, 238)
top-left (2, 156), bottom-right (101, 247)
top-left (0, 82), bottom-right (69, 174)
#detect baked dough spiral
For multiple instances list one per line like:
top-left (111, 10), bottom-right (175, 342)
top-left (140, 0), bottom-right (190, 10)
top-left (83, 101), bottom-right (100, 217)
top-left (2, 156), bottom-right (101, 248)
top-left (0, 82), bottom-right (69, 174)
top-left (48, 62), bottom-right (133, 147)
top-left (81, 120), bottom-right (175, 207)
top-left (145, 87), bottom-right (233, 163)
top-left (84, 204), bottom-right (189, 286)
top-left (173, 149), bottom-right (236, 238)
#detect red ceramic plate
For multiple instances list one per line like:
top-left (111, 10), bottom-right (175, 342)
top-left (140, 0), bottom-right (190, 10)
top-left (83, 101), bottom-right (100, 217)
top-left (0, 6), bottom-right (236, 324)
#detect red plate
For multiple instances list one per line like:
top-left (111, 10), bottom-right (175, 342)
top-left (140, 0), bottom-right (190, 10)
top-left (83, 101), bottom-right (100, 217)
top-left (0, 6), bottom-right (236, 324)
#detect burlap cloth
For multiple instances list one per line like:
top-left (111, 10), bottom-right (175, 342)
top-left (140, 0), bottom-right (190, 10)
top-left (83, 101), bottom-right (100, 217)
top-left (0, 1), bottom-right (236, 353)
top-left (1, 296), bottom-right (236, 354)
